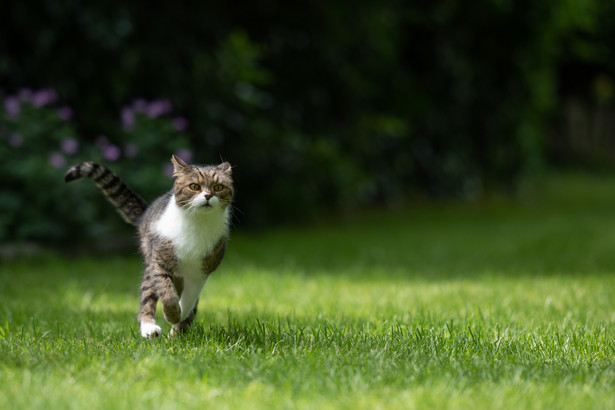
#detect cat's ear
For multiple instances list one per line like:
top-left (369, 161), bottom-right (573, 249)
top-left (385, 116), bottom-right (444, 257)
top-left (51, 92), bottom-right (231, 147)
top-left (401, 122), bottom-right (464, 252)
top-left (218, 162), bottom-right (232, 176)
top-left (171, 155), bottom-right (189, 176)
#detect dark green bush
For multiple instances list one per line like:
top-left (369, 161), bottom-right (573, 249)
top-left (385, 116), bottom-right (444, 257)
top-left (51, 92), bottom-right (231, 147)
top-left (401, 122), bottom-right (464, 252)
top-left (1, 0), bottom-right (611, 243)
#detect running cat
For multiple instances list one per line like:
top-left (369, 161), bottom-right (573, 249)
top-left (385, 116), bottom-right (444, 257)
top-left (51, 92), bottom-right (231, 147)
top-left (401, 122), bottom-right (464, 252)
top-left (65, 155), bottom-right (233, 338)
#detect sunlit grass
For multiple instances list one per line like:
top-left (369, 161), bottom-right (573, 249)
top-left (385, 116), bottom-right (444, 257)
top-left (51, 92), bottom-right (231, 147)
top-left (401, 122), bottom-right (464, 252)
top-left (1, 172), bottom-right (615, 409)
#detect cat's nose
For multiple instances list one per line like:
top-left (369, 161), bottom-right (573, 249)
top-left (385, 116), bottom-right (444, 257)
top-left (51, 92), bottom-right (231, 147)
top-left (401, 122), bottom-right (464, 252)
top-left (204, 193), bottom-right (213, 200)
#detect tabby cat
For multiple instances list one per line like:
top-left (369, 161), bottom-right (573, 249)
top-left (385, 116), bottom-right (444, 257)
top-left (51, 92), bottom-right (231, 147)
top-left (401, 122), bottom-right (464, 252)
top-left (65, 155), bottom-right (234, 338)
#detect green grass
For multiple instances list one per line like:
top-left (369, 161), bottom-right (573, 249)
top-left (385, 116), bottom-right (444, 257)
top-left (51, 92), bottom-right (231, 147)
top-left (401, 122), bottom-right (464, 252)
top-left (2, 172), bottom-right (615, 409)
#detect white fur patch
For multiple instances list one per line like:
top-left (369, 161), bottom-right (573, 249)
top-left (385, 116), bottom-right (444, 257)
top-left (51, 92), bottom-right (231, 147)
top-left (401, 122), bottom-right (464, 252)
top-left (154, 195), bottom-right (229, 321)
top-left (154, 195), bottom-right (229, 261)
top-left (141, 322), bottom-right (162, 339)
top-left (178, 273), bottom-right (209, 320)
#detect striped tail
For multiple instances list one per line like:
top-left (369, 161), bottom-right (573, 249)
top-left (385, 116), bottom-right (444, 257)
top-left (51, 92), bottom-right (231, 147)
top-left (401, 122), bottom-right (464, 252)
top-left (65, 162), bottom-right (148, 226)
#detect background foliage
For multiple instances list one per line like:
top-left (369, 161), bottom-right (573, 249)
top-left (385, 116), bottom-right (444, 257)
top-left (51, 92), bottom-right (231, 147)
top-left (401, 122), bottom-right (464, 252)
top-left (1, 0), bottom-right (614, 243)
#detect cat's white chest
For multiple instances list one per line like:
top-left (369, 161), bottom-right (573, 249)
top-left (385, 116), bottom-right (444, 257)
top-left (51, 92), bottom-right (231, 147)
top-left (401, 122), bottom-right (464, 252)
top-left (154, 195), bottom-right (229, 321)
top-left (154, 195), bottom-right (229, 263)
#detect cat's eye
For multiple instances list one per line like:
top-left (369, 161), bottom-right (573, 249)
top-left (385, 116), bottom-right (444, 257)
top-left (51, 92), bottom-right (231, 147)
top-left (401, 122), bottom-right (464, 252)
top-left (189, 183), bottom-right (201, 191)
top-left (213, 184), bottom-right (224, 192)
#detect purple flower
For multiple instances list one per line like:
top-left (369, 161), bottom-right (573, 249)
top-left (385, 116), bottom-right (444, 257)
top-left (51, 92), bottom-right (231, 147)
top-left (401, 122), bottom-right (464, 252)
top-left (174, 148), bottom-right (193, 163)
top-left (124, 143), bottom-right (138, 158)
top-left (31, 88), bottom-right (58, 107)
top-left (4, 96), bottom-right (20, 119)
top-left (102, 144), bottom-right (121, 162)
top-left (121, 106), bottom-right (135, 130)
top-left (146, 99), bottom-right (172, 118)
top-left (8, 133), bottom-right (23, 147)
top-left (57, 106), bottom-right (74, 121)
top-left (60, 137), bottom-right (79, 155)
top-left (48, 152), bottom-right (67, 169)
top-left (172, 116), bottom-right (189, 132)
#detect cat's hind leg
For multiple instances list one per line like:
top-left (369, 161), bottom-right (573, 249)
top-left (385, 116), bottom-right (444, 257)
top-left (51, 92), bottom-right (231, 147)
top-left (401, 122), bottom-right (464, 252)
top-left (170, 301), bottom-right (198, 337)
top-left (168, 274), bottom-right (204, 336)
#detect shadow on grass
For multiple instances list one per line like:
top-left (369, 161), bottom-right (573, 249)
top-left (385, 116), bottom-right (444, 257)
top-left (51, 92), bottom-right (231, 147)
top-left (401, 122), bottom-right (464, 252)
top-left (223, 173), bottom-right (615, 279)
top-left (227, 205), bottom-right (615, 280)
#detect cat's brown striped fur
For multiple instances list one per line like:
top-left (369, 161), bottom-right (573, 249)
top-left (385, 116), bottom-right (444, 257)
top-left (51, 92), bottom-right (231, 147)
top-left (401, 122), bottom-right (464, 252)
top-left (64, 161), bottom-right (147, 225)
top-left (65, 155), bottom-right (234, 338)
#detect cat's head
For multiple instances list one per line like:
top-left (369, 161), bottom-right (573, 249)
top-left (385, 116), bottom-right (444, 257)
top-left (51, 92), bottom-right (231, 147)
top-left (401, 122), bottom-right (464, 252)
top-left (171, 155), bottom-right (234, 212)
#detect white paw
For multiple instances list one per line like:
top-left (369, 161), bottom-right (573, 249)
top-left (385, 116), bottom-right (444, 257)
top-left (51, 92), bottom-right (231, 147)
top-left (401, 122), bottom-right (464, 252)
top-left (140, 322), bottom-right (162, 339)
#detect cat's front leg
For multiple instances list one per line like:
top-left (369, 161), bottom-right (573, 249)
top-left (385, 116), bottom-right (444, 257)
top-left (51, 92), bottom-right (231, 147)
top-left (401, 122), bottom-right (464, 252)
top-left (140, 322), bottom-right (162, 339)
top-left (139, 260), bottom-right (180, 340)
top-left (157, 272), bottom-right (181, 325)
top-left (149, 245), bottom-right (181, 325)
top-left (138, 290), bottom-right (161, 339)
top-left (161, 294), bottom-right (181, 325)
top-left (170, 300), bottom-right (198, 337)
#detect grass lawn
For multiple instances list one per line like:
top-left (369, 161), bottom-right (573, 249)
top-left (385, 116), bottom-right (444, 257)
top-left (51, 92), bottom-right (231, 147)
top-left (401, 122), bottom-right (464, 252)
top-left (1, 173), bottom-right (615, 409)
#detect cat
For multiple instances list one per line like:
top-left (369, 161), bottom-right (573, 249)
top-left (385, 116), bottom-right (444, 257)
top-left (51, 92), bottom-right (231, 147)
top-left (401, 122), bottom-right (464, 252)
top-left (65, 155), bottom-right (234, 338)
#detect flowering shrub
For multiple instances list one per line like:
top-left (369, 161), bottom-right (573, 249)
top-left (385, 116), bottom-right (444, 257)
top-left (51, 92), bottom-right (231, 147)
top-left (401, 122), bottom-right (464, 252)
top-left (1, 89), bottom-right (194, 244)
top-left (1, 88), bottom-right (86, 242)
top-left (97, 97), bottom-right (193, 204)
